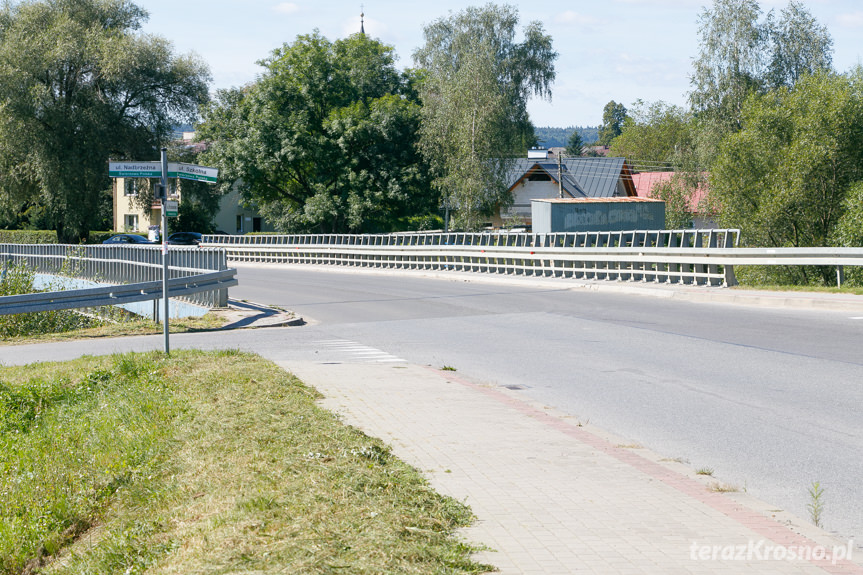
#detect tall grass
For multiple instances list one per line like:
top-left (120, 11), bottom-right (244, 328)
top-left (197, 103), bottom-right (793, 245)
top-left (0, 353), bottom-right (178, 573)
top-left (1, 351), bottom-right (490, 574)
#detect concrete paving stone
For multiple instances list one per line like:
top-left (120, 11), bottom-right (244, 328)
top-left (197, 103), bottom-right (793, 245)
top-left (282, 360), bottom-right (862, 575)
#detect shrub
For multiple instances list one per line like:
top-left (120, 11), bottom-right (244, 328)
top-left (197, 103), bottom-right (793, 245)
top-left (0, 230), bottom-right (57, 244)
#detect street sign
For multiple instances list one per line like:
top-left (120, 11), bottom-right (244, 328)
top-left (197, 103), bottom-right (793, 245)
top-left (174, 162), bottom-right (219, 183)
top-left (108, 161), bottom-right (219, 184)
top-left (109, 161), bottom-right (162, 178)
top-left (165, 200), bottom-right (179, 217)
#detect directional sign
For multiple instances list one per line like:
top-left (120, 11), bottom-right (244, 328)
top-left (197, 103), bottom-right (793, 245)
top-left (109, 161), bottom-right (162, 178)
top-left (109, 161), bottom-right (219, 184)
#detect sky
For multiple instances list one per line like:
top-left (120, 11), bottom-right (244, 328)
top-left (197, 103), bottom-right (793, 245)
top-left (137, 0), bottom-right (863, 127)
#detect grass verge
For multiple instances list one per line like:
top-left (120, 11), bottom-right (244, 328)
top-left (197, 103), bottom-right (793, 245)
top-left (1, 351), bottom-right (491, 574)
top-left (730, 284), bottom-right (863, 296)
top-left (0, 314), bottom-right (226, 346)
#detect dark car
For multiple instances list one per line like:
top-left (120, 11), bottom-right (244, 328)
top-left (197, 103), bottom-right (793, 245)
top-left (166, 232), bottom-right (203, 245)
top-left (102, 234), bottom-right (154, 244)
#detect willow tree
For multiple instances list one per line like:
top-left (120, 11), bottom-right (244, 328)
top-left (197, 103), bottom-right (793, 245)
top-left (0, 0), bottom-right (210, 242)
top-left (414, 3), bottom-right (556, 230)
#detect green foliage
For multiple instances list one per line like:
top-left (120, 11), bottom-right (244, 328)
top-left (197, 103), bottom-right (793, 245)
top-left (610, 100), bottom-right (695, 168)
top-left (565, 131), bottom-right (584, 157)
top-left (648, 174), bottom-right (702, 229)
top-left (765, 1), bottom-right (833, 90)
top-left (198, 33), bottom-right (434, 234)
top-left (0, 354), bottom-right (178, 574)
top-left (0, 230), bottom-right (57, 244)
top-left (598, 101), bottom-right (628, 146)
top-left (690, 0), bottom-right (765, 134)
top-left (807, 481), bottom-right (826, 528)
top-left (0, 0), bottom-right (210, 243)
top-left (401, 214), bottom-right (445, 232)
top-left (414, 3), bottom-right (557, 230)
top-left (689, 0), bottom-right (834, 161)
top-left (0, 351), bottom-right (488, 574)
top-left (0, 230), bottom-right (114, 244)
top-left (711, 70), bottom-right (863, 284)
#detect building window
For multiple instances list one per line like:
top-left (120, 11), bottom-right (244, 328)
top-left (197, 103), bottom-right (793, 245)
top-left (124, 214), bottom-right (138, 232)
top-left (124, 179), bottom-right (137, 196)
top-left (236, 215), bottom-right (243, 233)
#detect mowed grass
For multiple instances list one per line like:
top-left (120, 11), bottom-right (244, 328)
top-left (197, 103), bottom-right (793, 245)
top-left (0, 351), bottom-right (491, 574)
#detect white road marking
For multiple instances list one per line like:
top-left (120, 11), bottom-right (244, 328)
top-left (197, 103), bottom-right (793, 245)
top-left (315, 339), bottom-right (406, 363)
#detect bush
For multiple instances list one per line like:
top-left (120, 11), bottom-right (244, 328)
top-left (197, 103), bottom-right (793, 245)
top-left (0, 231), bottom-right (120, 244)
top-left (0, 230), bottom-right (57, 244)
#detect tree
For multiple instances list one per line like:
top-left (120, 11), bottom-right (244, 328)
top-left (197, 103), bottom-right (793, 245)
top-left (198, 32), bottom-right (434, 233)
top-left (649, 174), bottom-right (702, 229)
top-left (414, 3), bottom-right (557, 230)
top-left (609, 100), bottom-right (694, 168)
top-left (598, 101), bottom-right (627, 146)
top-left (765, 1), bottom-right (833, 90)
top-left (565, 131), bottom-right (584, 157)
top-left (0, 0), bottom-right (210, 243)
top-left (689, 0), bottom-right (834, 152)
top-left (689, 0), bottom-right (765, 134)
top-left (710, 70), bottom-right (863, 284)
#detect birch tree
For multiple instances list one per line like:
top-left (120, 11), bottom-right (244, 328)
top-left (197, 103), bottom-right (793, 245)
top-left (414, 3), bottom-right (556, 229)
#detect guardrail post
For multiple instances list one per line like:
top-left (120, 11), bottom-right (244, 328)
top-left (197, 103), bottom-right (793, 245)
top-left (837, 265), bottom-right (844, 289)
top-left (724, 264), bottom-right (738, 287)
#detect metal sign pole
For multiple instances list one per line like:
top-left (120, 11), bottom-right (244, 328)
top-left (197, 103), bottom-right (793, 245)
top-left (160, 148), bottom-right (170, 355)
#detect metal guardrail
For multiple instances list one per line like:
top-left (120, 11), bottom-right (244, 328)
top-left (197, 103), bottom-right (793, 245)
top-left (0, 269), bottom-right (237, 316)
top-left (203, 229), bottom-right (863, 288)
top-left (204, 229), bottom-right (743, 287)
top-left (1, 244), bottom-right (232, 308)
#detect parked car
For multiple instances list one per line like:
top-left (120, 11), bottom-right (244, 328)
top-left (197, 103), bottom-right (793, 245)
top-left (166, 231), bottom-right (203, 245)
top-left (102, 234), bottom-right (154, 244)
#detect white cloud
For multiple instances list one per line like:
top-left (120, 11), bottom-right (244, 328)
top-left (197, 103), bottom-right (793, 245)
top-left (273, 3), bottom-right (300, 14)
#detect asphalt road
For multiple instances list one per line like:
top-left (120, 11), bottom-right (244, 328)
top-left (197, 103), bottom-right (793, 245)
top-left (227, 264), bottom-right (863, 545)
top-left (3, 263), bottom-right (861, 546)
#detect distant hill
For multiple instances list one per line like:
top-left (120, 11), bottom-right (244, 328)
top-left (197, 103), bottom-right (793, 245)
top-left (534, 126), bottom-right (599, 148)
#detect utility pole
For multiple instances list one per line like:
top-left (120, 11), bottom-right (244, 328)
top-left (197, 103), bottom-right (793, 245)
top-left (160, 148), bottom-right (170, 355)
top-left (558, 151), bottom-right (563, 198)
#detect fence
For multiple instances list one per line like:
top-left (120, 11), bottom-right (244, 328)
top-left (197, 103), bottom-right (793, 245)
top-left (203, 229), bottom-right (863, 288)
top-left (0, 244), bottom-right (234, 314)
top-left (204, 229), bottom-right (742, 287)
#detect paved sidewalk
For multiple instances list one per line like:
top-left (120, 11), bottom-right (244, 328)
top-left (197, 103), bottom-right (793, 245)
top-left (279, 360), bottom-right (862, 575)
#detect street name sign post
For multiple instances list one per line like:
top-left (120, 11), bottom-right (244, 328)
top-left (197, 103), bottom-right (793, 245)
top-left (108, 155), bottom-right (219, 354)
